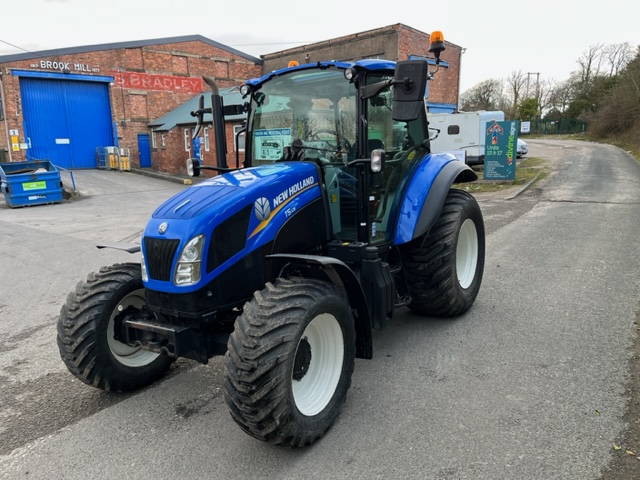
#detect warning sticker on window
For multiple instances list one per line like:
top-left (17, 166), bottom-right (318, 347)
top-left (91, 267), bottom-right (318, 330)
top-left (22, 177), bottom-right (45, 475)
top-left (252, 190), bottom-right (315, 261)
top-left (254, 129), bottom-right (291, 161)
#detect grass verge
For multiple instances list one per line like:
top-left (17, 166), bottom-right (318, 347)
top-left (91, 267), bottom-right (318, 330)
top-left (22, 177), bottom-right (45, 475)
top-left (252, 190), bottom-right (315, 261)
top-left (456, 156), bottom-right (549, 194)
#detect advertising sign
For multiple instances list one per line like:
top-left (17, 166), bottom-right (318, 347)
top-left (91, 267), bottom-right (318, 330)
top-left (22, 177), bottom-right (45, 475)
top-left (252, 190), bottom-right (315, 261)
top-left (483, 120), bottom-right (518, 181)
top-left (112, 72), bottom-right (203, 94)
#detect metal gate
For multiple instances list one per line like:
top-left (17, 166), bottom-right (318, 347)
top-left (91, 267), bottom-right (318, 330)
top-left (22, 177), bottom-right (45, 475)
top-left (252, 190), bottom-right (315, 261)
top-left (16, 71), bottom-right (114, 169)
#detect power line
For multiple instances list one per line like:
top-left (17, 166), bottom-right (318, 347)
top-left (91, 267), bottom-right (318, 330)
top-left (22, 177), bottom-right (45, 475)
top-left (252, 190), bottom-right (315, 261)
top-left (0, 38), bottom-right (33, 54)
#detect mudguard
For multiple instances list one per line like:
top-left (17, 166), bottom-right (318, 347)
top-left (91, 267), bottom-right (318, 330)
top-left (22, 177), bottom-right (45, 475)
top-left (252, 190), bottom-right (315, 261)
top-left (393, 152), bottom-right (477, 244)
top-left (266, 253), bottom-right (373, 360)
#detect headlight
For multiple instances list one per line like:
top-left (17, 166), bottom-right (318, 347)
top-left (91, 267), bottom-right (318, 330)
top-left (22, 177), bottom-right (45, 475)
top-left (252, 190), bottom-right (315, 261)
top-left (141, 250), bottom-right (149, 282)
top-left (173, 235), bottom-right (204, 286)
top-left (344, 67), bottom-right (357, 81)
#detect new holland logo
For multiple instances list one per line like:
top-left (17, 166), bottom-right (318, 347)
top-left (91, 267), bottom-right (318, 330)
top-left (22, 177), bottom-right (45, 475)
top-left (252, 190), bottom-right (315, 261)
top-left (254, 197), bottom-right (271, 221)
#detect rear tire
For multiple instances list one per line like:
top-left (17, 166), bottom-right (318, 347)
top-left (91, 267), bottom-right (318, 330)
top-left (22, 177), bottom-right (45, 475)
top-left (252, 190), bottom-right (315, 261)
top-left (224, 277), bottom-right (355, 446)
top-left (57, 263), bottom-right (173, 392)
top-left (400, 189), bottom-right (485, 316)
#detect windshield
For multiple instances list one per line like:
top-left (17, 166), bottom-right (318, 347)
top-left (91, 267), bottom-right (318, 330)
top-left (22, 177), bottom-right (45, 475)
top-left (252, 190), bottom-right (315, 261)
top-left (249, 68), bottom-right (356, 165)
top-left (246, 65), bottom-right (430, 245)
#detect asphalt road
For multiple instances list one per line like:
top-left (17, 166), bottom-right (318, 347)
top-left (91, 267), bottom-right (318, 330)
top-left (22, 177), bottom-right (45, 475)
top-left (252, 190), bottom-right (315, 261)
top-left (1, 140), bottom-right (639, 479)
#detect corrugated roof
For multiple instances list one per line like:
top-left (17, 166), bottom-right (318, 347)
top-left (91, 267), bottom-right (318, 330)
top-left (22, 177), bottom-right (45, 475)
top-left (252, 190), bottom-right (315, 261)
top-left (0, 35), bottom-right (262, 65)
top-left (149, 87), bottom-right (246, 131)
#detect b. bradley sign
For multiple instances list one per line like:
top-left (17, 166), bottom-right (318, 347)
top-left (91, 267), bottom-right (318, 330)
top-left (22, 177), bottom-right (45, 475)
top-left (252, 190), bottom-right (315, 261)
top-left (112, 71), bottom-right (203, 94)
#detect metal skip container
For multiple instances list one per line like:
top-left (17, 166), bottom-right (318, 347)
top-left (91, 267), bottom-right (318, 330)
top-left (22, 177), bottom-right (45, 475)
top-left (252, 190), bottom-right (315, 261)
top-left (0, 160), bottom-right (64, 208)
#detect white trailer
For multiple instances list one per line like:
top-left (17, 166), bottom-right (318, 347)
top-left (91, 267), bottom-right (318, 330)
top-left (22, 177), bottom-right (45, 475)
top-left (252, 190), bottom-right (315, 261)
top-left (428, 110), bottom-right (505, 164)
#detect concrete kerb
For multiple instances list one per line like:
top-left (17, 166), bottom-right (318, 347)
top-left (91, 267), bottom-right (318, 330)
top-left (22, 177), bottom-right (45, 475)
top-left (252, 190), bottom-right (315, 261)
top-left (58, 168), bottom-right (198, 200)
top-left (504, 173), bottom-right (541, 200)
top-left (130, 167), bottom-right (196, 185)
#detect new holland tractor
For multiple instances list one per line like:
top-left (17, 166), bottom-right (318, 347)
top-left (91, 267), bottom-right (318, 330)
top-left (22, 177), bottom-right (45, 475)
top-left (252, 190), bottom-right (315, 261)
top-left (57, 31), bottom-right (485, 446)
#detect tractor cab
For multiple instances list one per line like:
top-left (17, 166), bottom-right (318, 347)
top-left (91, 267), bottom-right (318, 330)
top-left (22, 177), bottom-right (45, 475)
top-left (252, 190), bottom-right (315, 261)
top-left (191, 57), bottom-right (434, 247)
top-left (243, 60), bottom-right (430, 246)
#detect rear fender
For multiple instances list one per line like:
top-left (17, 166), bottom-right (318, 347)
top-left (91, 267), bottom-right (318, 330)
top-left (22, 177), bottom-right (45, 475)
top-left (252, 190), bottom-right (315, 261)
top-left (393, 153), bottom-right (477, 244)
top-left (266, 253), bottom-right (373, 359)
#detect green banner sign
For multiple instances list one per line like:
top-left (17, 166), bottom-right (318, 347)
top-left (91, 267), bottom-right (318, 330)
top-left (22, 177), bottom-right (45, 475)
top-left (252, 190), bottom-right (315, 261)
top-left (22, 181), bottom-right (46, 191)
top-left (483, 120), bottom-right (518, 180)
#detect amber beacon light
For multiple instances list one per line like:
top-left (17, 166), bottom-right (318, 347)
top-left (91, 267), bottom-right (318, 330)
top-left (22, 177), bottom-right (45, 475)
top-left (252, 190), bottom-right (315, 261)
top-left (428, 30), bottom-right (446, 58)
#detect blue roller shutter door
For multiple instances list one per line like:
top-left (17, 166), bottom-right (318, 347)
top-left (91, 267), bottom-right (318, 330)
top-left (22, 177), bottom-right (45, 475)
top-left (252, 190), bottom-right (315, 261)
top-left (20, 77), bottom-right (113, 169)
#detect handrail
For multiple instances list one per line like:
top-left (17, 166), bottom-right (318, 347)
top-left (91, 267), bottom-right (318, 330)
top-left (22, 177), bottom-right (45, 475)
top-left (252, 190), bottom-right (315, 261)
top-left (52, 163), bottom-right (76, 191)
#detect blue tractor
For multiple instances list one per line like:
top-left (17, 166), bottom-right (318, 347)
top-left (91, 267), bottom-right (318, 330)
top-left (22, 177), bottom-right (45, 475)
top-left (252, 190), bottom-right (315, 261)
top-left (58, 32), bottom-right (485, 446)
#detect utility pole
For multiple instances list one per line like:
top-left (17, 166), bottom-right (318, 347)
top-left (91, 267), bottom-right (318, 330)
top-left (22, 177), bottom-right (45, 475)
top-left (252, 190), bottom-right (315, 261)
top-left (526, 72), bottom-right (541, 130)
top-left (526, 72), bottom-right (540, 99)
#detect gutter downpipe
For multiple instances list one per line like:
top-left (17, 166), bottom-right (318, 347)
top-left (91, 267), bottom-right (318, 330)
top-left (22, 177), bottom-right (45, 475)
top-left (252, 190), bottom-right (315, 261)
top-left (0, 71), bottom-right (13, 162)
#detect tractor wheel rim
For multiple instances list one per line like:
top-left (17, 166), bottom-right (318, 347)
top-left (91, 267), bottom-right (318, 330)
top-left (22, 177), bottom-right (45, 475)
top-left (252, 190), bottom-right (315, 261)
top-left (292, 313), bottom-right (344, 416)
top-left (107, 288), bottom-right (160, 367)
top-left (456, 218), bottom-right (478, 289)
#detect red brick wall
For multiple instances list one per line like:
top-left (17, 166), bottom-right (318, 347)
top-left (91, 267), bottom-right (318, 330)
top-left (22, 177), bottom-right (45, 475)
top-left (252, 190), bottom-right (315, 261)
top-left (397, 25), bottom-right (462, 107)
top-left (0, 39), bottom-right (261, 170)
top-left (151, 122), bottom-right (245, 177)
top-left (262, 24), bottom-right (462, 108)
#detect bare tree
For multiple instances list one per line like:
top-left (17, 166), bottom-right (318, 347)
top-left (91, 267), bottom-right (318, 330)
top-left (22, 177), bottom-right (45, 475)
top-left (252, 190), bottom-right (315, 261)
top-left (546, 78), bottom-right (577, 116)
top-left (459, 79), bottom-right (504, 111)
top-left (536, 78), bottom-right (556, 116)
top-left (504, 71), bottom-right (527, 117)
top-left (604, 42), bottom-right (634, 76)
top-left (576, 43), bottom-right (606, 84)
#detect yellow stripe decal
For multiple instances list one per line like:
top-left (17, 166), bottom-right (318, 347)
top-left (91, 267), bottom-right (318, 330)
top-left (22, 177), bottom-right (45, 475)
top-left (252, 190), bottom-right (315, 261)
top-left (248, 184), bottom-right (317, 238)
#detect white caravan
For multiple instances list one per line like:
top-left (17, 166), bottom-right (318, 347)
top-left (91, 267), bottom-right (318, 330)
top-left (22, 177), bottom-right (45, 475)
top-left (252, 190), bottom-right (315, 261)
top-left (428, 110), bottom-right (505, 164)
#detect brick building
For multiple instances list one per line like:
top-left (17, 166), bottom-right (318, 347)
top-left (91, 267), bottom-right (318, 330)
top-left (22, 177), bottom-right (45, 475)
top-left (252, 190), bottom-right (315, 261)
top-left (0, 24), bottom-right (462, 175)
top-left (0, 36), bottom-right (262, 169)
top-left (148, 24), bottom-right (463, 175)
top-left (148, 87), bottom-right (247, 175)
top-left (262, 24), bottom-right (462, 113)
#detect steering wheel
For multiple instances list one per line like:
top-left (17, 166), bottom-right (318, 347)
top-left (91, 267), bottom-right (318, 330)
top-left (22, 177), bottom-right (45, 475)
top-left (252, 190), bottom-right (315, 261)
top-left (309, 129), bottom-right (352, 153)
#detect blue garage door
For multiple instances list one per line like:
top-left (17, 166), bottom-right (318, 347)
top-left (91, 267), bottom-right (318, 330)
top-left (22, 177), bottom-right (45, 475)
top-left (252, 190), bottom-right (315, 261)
top-left (18, 72), bottom-right (114, 169)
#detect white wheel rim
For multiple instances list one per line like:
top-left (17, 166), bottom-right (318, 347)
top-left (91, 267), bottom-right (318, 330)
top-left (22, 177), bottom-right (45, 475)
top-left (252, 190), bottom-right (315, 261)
top-left (107, 288), bottom-right (161, 367)
top-left (456, 218), bottom-right (479, 289)
top-left (292, 313), bottom-right (344, 416)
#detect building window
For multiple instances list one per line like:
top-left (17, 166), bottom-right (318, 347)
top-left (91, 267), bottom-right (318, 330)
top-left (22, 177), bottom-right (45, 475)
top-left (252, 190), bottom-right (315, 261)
top-left (203, 127), bottom-right (210, 151)
top-left (184, 128), bottom-right (191, 151)
top-left (161, 134), bottom-right (166, 148)
top-left (151, 131), bottom-right (157, 149)
top-left (233, 125), bottom-right (245, 152)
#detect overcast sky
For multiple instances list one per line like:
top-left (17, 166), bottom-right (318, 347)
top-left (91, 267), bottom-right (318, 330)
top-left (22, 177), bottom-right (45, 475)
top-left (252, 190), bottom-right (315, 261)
top-left (1, 0), bottom-right (637, 93)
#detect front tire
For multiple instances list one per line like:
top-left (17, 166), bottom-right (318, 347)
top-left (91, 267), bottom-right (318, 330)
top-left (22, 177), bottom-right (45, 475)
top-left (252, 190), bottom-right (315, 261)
top-left (400, 189), bottom-right (485, 316)
top-left (224, 277), bottom-right (355, 446)
top-left (57, 263), bottom-right (173, 392)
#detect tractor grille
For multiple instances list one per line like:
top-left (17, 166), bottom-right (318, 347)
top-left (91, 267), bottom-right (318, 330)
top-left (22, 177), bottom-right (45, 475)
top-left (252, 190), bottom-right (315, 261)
top-left (144, 238), bottom-right (180, 281)
top-left (206, 205), bottom-right (251, 273)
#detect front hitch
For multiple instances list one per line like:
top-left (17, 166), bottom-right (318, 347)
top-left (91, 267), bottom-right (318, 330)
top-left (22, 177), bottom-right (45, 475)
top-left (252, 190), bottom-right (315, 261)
top-left (114, 306), bottom-right (227, 364)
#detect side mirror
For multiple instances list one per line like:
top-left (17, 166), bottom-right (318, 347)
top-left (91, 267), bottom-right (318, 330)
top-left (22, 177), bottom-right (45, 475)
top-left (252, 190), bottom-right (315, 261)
top-left (186, 158), bottom-right (201, 177)
top-left (392, 60), bottom-right (428, 122)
